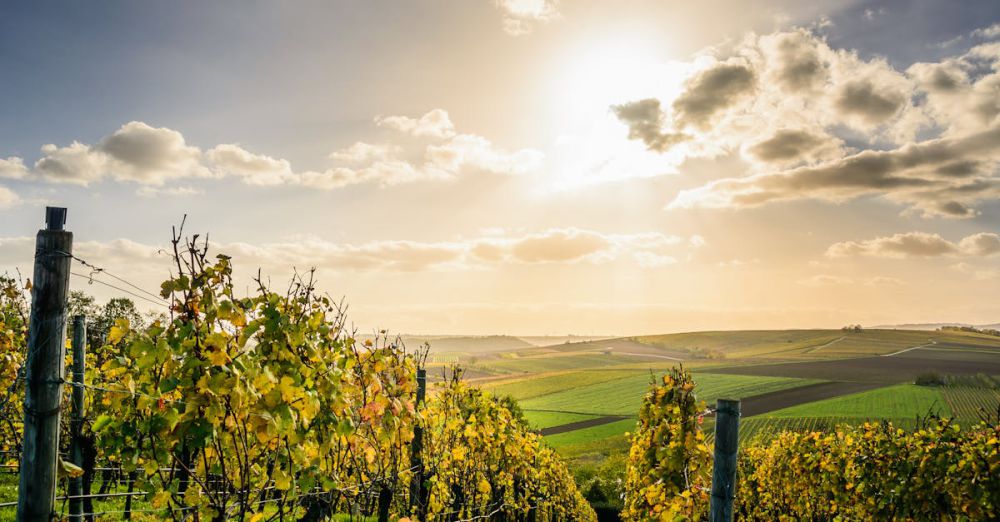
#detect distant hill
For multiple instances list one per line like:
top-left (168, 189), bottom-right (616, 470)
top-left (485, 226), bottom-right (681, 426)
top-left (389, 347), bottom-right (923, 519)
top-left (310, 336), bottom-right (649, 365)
top-left (517, 335), bottom-right (616, 347)
top-left (353, 334), bottom-right (536, 354)
top-left (870, 322), bottom-right (1000, 331)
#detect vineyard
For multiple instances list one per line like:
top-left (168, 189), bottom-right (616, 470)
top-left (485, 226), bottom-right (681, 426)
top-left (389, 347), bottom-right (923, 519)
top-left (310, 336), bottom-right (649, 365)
top-left (0, 220), bottom-right (595, 521)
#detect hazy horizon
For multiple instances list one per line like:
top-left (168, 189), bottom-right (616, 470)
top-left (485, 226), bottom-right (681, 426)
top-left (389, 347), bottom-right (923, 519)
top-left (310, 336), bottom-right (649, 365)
top-left (3, 1), bottom-right (1000, 335)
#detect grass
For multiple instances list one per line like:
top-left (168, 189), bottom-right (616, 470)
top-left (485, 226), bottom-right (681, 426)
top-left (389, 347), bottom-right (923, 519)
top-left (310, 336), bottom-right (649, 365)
top-left (765, 384), bottom-right (950, 419)
top-left (477, 353), bottom-right (653, 374)
top-left (737, 416), bottom-right (924, 445)
top-left (483, 369), bottom-right (646, 401)
top-left (941, 385), bottom-right (1000, 422)
top-left (521, 373), bottom-right (819, 416)
top-left (523, 410), bottom-right (598, 430)
top-left (545, 419), bottom-right (637, 450)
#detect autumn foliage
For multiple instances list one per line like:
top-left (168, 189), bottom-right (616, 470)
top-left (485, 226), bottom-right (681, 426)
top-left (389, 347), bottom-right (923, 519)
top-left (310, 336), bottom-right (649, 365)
top-left (621, 367), bottom-right (712, 521)
top-left (622, 367), bottom-right (1000, 521)
top-left (1, 235), bottom-right (594, 521)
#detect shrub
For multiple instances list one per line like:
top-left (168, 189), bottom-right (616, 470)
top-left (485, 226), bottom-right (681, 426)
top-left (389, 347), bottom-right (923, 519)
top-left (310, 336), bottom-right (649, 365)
top-left (621, 367), bottom-right (711, 521)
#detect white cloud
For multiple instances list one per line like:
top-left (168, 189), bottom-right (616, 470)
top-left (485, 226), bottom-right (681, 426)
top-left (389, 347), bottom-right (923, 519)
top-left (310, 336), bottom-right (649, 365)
top-left (797, 274), bottom-right (854, 287)
top-left (971, 23), bottom-right (1000, 40)
top-left (0, 186), bottom-right (19, 207)
top-left (136, 186), bottom-right (203, 198)
top-left (426, 134), bottom-right (544, 176)
top-left (376, 109), bottom-right (456, 139)
top-left (493, 0), bottom-right (559, 36)
top-left (0, 228), bottom-right (700, 281)
top-left (206, 144), bottom-right (294, 186)
top-left (1, 109), bottom-right (540, 192)
top-left (328, 142), bottom-right (397, 163)
top-left (25, 122), bottom-right (209, 186)
top-left (0, 157), bottom-right (29, 180)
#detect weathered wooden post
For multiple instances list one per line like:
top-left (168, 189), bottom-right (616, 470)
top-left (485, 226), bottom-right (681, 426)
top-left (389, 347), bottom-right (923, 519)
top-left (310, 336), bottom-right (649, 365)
top-left (17, 206), bottom-right (73, 522)
top-left (709, 398), bottom-right (741, 522)
top-left (69, 315), bottom-right (86, 522)
top-left (408, 368), bottom-right (427, 519)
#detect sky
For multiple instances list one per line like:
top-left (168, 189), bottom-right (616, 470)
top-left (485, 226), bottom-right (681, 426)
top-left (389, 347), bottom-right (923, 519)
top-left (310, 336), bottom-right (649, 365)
top-left (1, 0), bottom-right (1000, 335)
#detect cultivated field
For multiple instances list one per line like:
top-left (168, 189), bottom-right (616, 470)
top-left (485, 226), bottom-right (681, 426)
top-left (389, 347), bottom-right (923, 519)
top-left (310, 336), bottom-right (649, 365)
top-left (433, 328), bottom-right (1000, 469)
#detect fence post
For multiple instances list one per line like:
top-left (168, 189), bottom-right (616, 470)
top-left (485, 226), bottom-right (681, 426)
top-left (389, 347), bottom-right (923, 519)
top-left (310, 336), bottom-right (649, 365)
top-left (409, 368), bottom-right (427, 518)
top-left (69, 315), bottom-right (86, 522)
top-left (17, 206), bottom-right (73, 522)
top-left (709, 398), bottom-right (740, 522)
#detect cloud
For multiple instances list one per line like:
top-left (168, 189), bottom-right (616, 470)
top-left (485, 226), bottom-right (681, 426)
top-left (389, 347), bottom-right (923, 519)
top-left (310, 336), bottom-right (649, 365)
top-left (670, 123), bottom-right (1000, 215)
top-left (610, 27), bottom-right (1000, 216)
top-left (25, 122), bottom-right (209, 186)
top-left (833, 79), bottom-right (906, 125)
top-left (136, 186), bottom-right (203, 198)
top-left (0, 186), bottom-right (18, 207)
top-left (302, 109), bottom-right (544, 188)
top-left (328, 142), bottom-right (397, 163)
top-left (797, 274), bottom-right (854, 286)
top-left (971, 23), bottom-right (1000, 39)
top-left (206, 144), bottom-right (294, 186)
top-left (33, 142), bottom-right (109, 185)
top-left (2, 109), bottom-right (538, 192)
top-left (0, 157), bottom-right (29, 180)
top-left (671, 60), bottom-right (756, 130)
top-left (493, 0), bottom-right (558, 36)
top-left (0, 228), bottom-right (700, 279)
top-left (610, 99), bottom-right (688, 152)
top-left (376, 108), bottom-right (456, 139)
top-left (612, 28), bottom-right (928, 159)
top-left (426, 134), bottom-right (544, 176)
top-left (745, 129), bottom-right (844, 165)
top-left (864, 276), bottom-right (907, 286)
top-left (761, 30), bottom-right (826, 93)
top-left (298, 160), bottom-right (446, 190)
top-left (94, 122), bottom-right (207, 183)
top-left (951, 262), bottom-right (1000, 280)
top-left (825, 231), bottom-right (1000, 258)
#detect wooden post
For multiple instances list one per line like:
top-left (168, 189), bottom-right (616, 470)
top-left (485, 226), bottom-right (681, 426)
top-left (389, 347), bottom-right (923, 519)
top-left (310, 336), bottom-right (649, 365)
top-left (709, 398), bottom-right (740, 522)
top-left (69, 315), bottom-right (86, 522)
top-left (409, 368), bottom-right (427, 518)
top-left (17, 206), bottom-right (73, 522)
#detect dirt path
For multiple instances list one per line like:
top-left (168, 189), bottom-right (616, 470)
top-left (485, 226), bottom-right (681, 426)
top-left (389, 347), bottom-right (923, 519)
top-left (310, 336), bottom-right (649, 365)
top-left (882, 340), bottom-right (937, 357)
top-left (607, 351), bottom-right (684, 361)
top-left (806, 336), bottom-right (846, 353)
top-left (736, 381), bottom-right (887, 417)
top-left (539, 415), bottom-right (628, 436)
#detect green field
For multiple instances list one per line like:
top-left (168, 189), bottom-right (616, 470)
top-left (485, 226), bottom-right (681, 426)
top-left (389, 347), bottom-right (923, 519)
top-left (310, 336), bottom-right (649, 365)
top-left (523, 410), bottom-right (598, 430)
top-left (765, 384), bottom-right (950, 419)
top-left (519, 372), bottom-right (819, 416)
top-left (544, 419), bottom-right (637, 449)
top-left (483, 369), bottom-right (644, 401)
top-left (467, 328), bottom-right (1000, 473)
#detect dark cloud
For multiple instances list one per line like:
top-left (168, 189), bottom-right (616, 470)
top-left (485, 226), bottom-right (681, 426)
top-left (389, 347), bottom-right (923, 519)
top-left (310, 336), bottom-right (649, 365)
top-left (747, 129), bottom-right (842, 164)
top-left (834, 80), bottom-right (906, 124)
top-left (827, 231), bottom-right (1000, 258)
top-left (769, 31), bottom-right (825, 92)
top-left (827, 232), bottom-right (958, 258)
top-left (672, 62), bottom-right (756, 129)
top-left (96, 121), bottom-right (202, 175)
top-left (671, 124), bottom-right (1000, 214)
top-left (611, 99), bottom-right (688, 152)
top-left (935, 160), bottom-right (981, 177)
